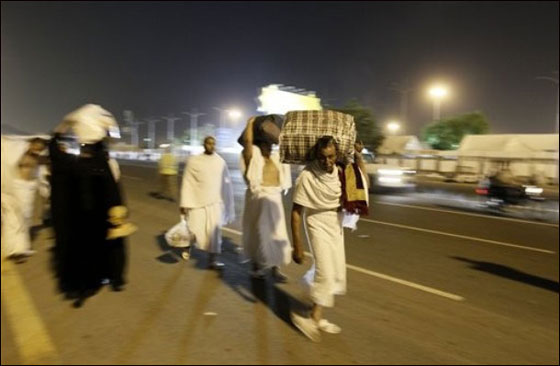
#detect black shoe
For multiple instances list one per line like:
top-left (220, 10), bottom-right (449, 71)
top-left (72, 297), bottom-right (85, 308)
top-left (110, 280), bottom-right (124, 292)
top-left (272, 268), bottom-right (288, 283)
top-left (208, 261), bottom-right (225, 270)
top-left (111, 284), bottom-right (124, 292)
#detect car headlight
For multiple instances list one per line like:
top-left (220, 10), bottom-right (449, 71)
top-left (378, 177), bottom-right (403, 184)
top-left (378, 169), bottom-right (403, 176)
top-left (525, 186), bottom-right (543, 195)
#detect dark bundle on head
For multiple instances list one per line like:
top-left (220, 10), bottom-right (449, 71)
top-left (237, 114), bottom-right (283, 147)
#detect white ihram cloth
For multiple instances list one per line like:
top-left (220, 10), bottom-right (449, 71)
top-left (293, 162), bottom-right (346, 307)
top-left (1, 137), bottom-right (39, 258)
top-left (240, 145), bottom-right (292, 268)
top-left (180, 153), bottom-right (235, 253)
top-left (63, 104), bottom-right (119, 144)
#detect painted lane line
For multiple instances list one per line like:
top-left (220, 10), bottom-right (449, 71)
top-left (222, 227), bottom-right (465, 301)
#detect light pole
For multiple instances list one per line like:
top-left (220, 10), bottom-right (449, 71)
top-left (213, 107), bottom-right (226, 131)
top-left (536, 71), bottom-right (559, 184)
top-left (144, 117), bottom-right (161, 150)
top-left (131, 119), bottom-right (144, 148)
top-left (428, 85), bottom-right (448, 121)
top-left (124, 110), bottom-right (145, 148)
top-left (182, 109), bottom-right (206, 146)
top-left (213, 107), bottom-right (242, 129)
top-left (389, 80), bottom-right (414, 125)
top-left (160, 114), bottom-right (181, 143)
top-left (123, 110), bottom-right (135, 146)
top-left (213, 107), bottom-right (242, 147)
top-left (536, 72), bottom-right (559, 134)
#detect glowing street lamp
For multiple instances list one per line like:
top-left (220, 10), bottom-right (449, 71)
top-left (428, 85), bottom-right (448, 121)
top-left (228, 109), bottom-right (242, 121)
top-left (214, 107), bottom-right (243, 129)
top-left (386, 121), bottom-right (401, 134)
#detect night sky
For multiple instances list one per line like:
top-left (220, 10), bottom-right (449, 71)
top-left (1, 1), bottom-right (558, 137)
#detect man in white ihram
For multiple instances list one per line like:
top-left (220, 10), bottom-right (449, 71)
top-left (179, 136), bottom-right (235, 269)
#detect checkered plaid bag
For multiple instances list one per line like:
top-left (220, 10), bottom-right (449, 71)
top-left (279, 110), bottom-right (356, 164)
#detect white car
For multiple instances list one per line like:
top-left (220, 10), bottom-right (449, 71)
top-left (362, 152), bottom-right (416, 191)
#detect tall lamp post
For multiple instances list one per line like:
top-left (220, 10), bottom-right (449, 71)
top-left (182, 109), bottom-right (206, 147)
top-left (536, 71), bottom-right (559, 184)
top-left (213, 107), bottom-right (242, 130)
top-left (213, 107), bottom-right (242, 147)
top-left (160, 114), bottom-right (181, 143)
top-left (389, 80), bottom-right (414, 125)
top-left (428, 85), bottom-right (448, 121)
top-left (144, 117), bottom-right (161, 150)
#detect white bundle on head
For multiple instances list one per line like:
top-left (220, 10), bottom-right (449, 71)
top-left (63, 104), bottom-right (119, 144)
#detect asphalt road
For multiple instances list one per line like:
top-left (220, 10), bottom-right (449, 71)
top-left (2, 159), bottom-right (558, 365)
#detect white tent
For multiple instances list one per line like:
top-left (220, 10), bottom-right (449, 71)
top-left (454, 134), bottom-right (558, 159)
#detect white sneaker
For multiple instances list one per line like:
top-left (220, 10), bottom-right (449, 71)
top-left (20, 250), bottom-right (36, 257)
top-left (318, 319), bottom-right (342, 334)
top-left (290, 312), bottom-right (321, 342)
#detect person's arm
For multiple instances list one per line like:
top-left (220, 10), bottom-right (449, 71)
top-left (242, 117), bottom-right (256, 168)
top-left (354, 141), bottom-right (370, 188)
top-left (291, 203), bottom-right (305, 264)
top-left (179, 157), bottom-right (189, 215)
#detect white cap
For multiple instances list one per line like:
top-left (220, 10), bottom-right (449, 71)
top-left (63, 104), bottom-right (120, 144)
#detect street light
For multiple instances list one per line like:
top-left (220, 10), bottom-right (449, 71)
top-left (428, 85), bottom-right (448, 121)
top-left (182, 109), bottom-right (206, 147)
top-left (228, 109), bottom-right (242, 121)
top-left (536, 72), bottom-right (559, 134)
top-left (143, 117), bottom-right (161, 149)
top-left (386, 121), bottom-right (401, 135)
top-left (536, 71), bottom-right (559, 184)
top-left (213, 107), bottom-right (242, 129)
top-left (389, 79), bottom-right (414, 125)
top-left (213, 107), bottom-right (243, 147)
top-left (160, 114), bottom-right (181, 143)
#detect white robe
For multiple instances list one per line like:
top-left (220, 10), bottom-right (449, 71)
top-left (240, 146), bottom-right (292, 268)
top-left (1, 137), bottom-right (40, 258)
top-left (293, 162), bottom-right (346, 307)
top-left (180, 153), bottom-right (234, 253)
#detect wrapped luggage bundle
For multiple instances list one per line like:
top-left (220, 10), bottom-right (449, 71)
top-left (279, 110), bottom-right (356, 164)
top-left (237, 114), bottom-right (283, 147)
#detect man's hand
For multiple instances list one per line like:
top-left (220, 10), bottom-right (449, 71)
top-left (291, 203), bottom-right (304, 264)
top-left (292, 243), bottom-right (305, 264)
top-left (354, 140), bottom-right (365, 154)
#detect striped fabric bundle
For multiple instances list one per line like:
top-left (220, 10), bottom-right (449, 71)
top-left (279, 110), bottom-right (356, 164)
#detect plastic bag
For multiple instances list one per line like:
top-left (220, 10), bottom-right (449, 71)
top-left (165, 215), bottom-right (193, 248)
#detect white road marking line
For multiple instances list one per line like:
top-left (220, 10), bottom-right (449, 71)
top-left (347, 262), bottom-right (464, 301)
top-left (222, 227), bottom-right (465, 301)
top-left (375, 201), bottom-right (559, 228)
top-left (1, 260), bottom-right (59, 364)
top-left (360, 218), bottom-right (556, 254)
